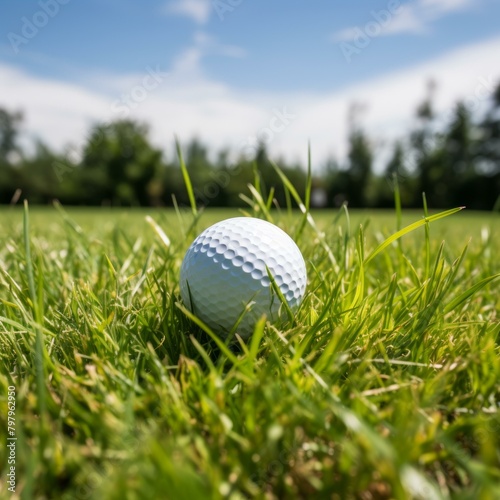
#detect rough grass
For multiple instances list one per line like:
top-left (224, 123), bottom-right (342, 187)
top-left (0, 195), bottom-right (499, 499)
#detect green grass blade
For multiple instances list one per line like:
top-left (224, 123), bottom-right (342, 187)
top-left (23, 201), bottom-right (47, 423)
top-left (422, 193), bottom-right (431, 287)
top-left (24, 201), bottom-right (38, 316)
top-left (248, 315), bottom-right (267, 363)
top-left (444, 273), bottom-right (500, 313)
top-left (175, 302), bottom-right (243, 369)
top-left (393, 172), bottom-right (402, 232)
top-left (247, 184), bottom-right (273, 222)
top-left (271, 158), bottom-right (338, 268)
top-left (266, 265), bottom-right (294, 325)
top-left (175, 137), bottom-right (198, 217)
top-left (295, 143), bottom-right (313, 239)
top-left (364, 206), bottom-right (464, 264)
top-left (145, 216), bottom-right (171, 248)
top-left (350, 229), bottom-right (365, 311)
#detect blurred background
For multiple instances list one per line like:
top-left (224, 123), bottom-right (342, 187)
top-left (0, 0), bottom-right (499, 209)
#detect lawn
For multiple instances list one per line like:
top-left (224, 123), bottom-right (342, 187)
top-left (0, 201), bottom-right (499, 499)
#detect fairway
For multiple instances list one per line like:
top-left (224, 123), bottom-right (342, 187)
top-left (0, 205), bottom-right (499, 499)
top-left (1, 206), bottom-right (498, 244)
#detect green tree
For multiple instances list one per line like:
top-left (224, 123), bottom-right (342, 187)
top-left (80, 120), bottom-right (163, 205)
top-left (19, 141), bottom-right (68, 204)
top-left (411, 80), bottom-right (445, 206)
top-left (472, 81), bottom-right (500, 209)
top-left (345, 128), bottom-right (373, 207)
top-left (0, 108), bottom-right (23, 203)
top-left (376, 141), bottom-right (414, 208)
top-left (478, 83), bottom-right (500, 171)
top-left (445, 103), bottom-right (473, 175)
top-left (385, 141), bottom-right (406, 180)
top-left (327, 103), bottom-right (374, 208)
top-left (324, 157), bottom-right (347, 207)
top-left (184, 138), bottom-right (220, 206)
top-left (0, 108), bottom-right (22, 162)
top-left (441, 102), bottom-right (476, 206)
top-left (251, 142), bottom-right (306, 209)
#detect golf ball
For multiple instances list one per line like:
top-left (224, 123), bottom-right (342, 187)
top-left (180, 217), bottom-right (307, 338)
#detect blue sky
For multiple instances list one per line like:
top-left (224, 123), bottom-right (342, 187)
top-left (1, 0), bottom-right (500, 166)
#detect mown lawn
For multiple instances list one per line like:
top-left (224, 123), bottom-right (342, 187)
top-left (0, 203), bottom-right (499, 499)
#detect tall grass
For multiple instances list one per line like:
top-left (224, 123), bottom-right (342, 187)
top-left (0, 161), bottom-right (499, 499)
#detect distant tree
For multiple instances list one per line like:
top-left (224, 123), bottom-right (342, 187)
top-left (439, 102), bottom-right (475, 206)
top-left (345, 128), bottom-right (373, 207)
top-left (376, 141), bottom-right (414, 207)
top-left (223, 160), bottom-right (253, 207)
top-left (0, 108), bottom-right (22, 162)
top-left (252, 142), bottom-right (307, 209)
top-left (0, 108), bottom-right (23, 203)
top-left (185, 138), bottom-right (212, 180)
top-left (471, 81), bottom-right (500, 209)
top-left (18, 141), bottom-right (65, 203)
top-left (326, 103), bottom-right (374, 207)
top-left (385, 141), bottom-right (406, 181)
top-left (411, 80), bottom-right (443, 206)
top-left (477, 82), bottom-right (500, 172)
top-left (3, 81), bottom-right (500, 209)
top-left (445, 103), bottom-right (474, 174)
top-left (254, 142), bottom-right (277, 202)
top-left (179, 138), bottom-right (227, 207)
top-left (80, 120), bottom-right (163, 205)
top-left (324, 157), bottom-right (345, 207)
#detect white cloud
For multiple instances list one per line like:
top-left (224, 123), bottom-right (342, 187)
top-left (420, 0), bottom-right (474, 18)
top-left (1, 36), bottom-right (499, 171)
top-left (333, 0), bottom-right (476, 41)
top-left (164, 0), bottom-right (212, 24)
top-left (382, 3), bottom-right (431, 36)
top-left (168, 32), bottom-right (246, 76)
top-left (193, 31), bottom-right (247, 58)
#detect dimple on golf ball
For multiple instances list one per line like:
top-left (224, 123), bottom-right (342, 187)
top-left (180, 217), bottom-right (307, 338)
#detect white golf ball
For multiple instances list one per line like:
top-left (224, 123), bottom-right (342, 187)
top-left (180, 217), bottom-right (307, 338)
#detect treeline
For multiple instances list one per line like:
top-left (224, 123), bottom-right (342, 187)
top-left (1, 81), bottom-right (499, 210)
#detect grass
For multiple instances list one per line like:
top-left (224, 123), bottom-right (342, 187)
top-left (0, 179), bottom-right (499, 498)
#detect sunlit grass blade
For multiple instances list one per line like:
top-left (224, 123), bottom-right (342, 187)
top-left (270, 159), bottom-right (304, 210)
top-left (247, 184), bottom-right (273, 222)
top-left (422, 193), bottom-right (431, 293)
top-left (364, 206), bottom-right (465, 264)
top-left (266, 186), bottom-right (275, 212)
top-left (53, 199), bottom-right (85, 236)
top-left (270, 159), bottom-right (338, 268)
top-left (175, 136), bottom-right (198, 217)
top-left (393, 172), bottom-right (402, 232)
top-left (23, 200), bottom-right (48, 425)
top-left (24, 201), bottom-right (38, 317)
top-left (444, 273), bottom-right (500, 313)
top-left (295, 143), bottom-right (313, 239)
top-left (344, 227), bottom-right (365, 325)
top-left (145, 215), bottom-right (171, 248)
top-left (248, 315), bottom-right (267, 363)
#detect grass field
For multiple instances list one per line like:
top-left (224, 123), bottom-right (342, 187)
top-left (0, 199), bottom-right (499, 499)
